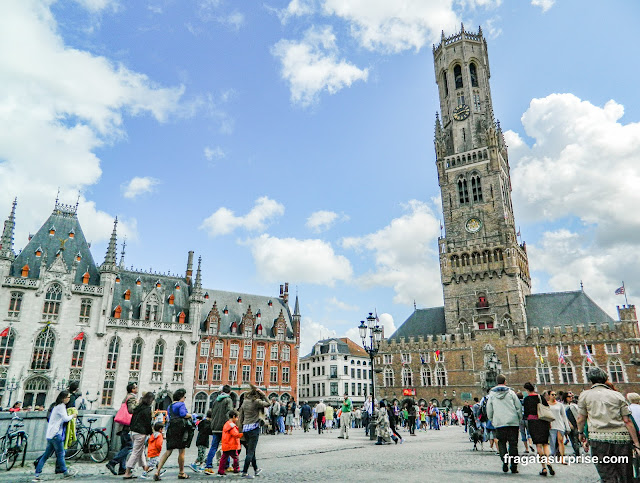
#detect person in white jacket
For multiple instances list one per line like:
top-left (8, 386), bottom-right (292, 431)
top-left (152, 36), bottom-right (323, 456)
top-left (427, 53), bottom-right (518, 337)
top-left (486, 374), bottom-right (522, 474)
top-left (34, 391), bottom-right (77, 480)
top-left (547, 390), bottom-right (570, 460)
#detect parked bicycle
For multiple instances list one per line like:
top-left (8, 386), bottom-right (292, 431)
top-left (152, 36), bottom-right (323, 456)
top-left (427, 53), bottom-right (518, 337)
top-left (65, 416), bottom-right (109, 463)
top-left (0, 415), bottom-right (27, 471)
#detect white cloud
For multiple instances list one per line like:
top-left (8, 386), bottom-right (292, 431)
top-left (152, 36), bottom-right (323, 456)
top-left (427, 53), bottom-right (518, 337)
top-left (249, 234), bottom-right (353, 286)
top-left (327, 296), bottom-right (359, 312)
top-left (121, 176), bottom-right (160, 199)
top-left (0, 1), bottom-right (184, 246)
top-left (197, 1), bottom-right (244, 30)
top-left (531, 0), bottom-right (554, 12)
top-left (300, 317), bottom-right (337, 356)
top-left (200, 197), bottom-right (285, 237)
top-left (204, 146), bottom-right (226, 161)
top-left (378, 312), bottom-right (396, 338)
top-left (306, 210), bottom-right (349, 232)
top-left (342, 200), bottom-right (442, 306)
top-left (277, 0), bottom-right (316, 24)
top-left (321, 0), bottom-right (460, 53)
top-left (73, 0), bottom-right (119, 12)
top-left (272, 26), bottom-right (369, 106)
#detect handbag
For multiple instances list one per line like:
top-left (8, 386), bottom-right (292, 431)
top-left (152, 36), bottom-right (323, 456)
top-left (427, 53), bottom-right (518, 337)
top-left (114, 395), bottom-right (133, 426)
top-left (537, 395), bottom-right (555, 423)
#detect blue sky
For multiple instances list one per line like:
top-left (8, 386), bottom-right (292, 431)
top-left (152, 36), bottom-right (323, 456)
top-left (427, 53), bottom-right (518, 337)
top-left (2, 0), bottom-right (639, 355)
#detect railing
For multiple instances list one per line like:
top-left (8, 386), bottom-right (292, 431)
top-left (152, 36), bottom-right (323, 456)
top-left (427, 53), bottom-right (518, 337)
top-left (71, 284), bottom-right (104, 295)
top-left (3, 276), bottom-right (38, 288)
top-left (443, 148), bottom-right (489, 170)
top-left (106, 318), bottom-right (192, 332)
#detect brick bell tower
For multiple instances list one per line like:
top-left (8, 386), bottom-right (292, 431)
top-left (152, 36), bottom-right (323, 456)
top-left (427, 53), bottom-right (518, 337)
top-left (432, 25), bottom-right (531, 335)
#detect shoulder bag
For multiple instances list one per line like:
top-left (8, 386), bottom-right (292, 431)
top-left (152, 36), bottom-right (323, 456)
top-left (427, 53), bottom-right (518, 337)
top-left (114, 395), bottom-right (133, 426)
top-left (537, 395), bottom-right (555, 423)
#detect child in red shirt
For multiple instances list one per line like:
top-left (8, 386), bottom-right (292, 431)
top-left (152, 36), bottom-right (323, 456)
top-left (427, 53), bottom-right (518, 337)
top-left (218, 410), bottom-right (243, 475)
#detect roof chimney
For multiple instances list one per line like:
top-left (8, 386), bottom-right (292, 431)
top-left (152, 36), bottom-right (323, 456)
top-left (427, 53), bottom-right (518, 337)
top-left (280, 284), bottom-right (284, 296)
top-left (283, 282), bottom-right (289, 304)
top-left (186, 250), bottom-right (194, 285)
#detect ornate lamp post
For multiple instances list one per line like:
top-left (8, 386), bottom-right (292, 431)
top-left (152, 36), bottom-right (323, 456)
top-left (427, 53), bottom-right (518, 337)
top-left (358, 312), bottom-right (382, 440)
top-left (483, 350), bottom-right (502, 390)
top-left (6, 378), bottom-right (18, 407)
top-left (86, 391), bottom-right (99, 410)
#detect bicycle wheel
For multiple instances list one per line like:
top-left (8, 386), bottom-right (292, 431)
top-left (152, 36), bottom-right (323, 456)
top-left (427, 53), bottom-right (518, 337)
top-left (65, 432), bottom-right (84, 460)
top-left (88, 431), bottom-right (109, 463)
top-left (5, 433), bottom-right (26, 471)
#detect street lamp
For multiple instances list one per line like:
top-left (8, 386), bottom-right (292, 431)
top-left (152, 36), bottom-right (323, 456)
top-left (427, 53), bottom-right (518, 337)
top-left (359, 312), bottom-right (382, 440)
top-left (6, 378), bottom-right (18, 407)
top-left (86, 391), bottom-right (99, 410)
top-left (484, 352), bottom-right (501, 390)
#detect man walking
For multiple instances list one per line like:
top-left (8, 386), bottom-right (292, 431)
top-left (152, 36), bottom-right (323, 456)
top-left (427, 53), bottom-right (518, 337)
top-left (577, 367), bottom-right (640, 482)
top-left (487, 374), bottom-right (521, 474)
top-left (338, 393), bottom-right (353, 439)
top-left (462, 403), bottom-right (473, 433)
top-left (300, 401), bottom-right (312, 432)
top-left (203, 385), bottom-right (234, 475)
top-left (315, 400), bottom-right (326, 435)
top-left (363, 396), bottom-right (373, 436)
top-left (106, 382), bottom-right (138, 475)
top-left (269, 398), bottom-right (280, 435)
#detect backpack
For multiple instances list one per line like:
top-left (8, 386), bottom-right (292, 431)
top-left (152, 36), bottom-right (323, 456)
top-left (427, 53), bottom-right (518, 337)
top-left (478, 397), bottom-right (488, 423)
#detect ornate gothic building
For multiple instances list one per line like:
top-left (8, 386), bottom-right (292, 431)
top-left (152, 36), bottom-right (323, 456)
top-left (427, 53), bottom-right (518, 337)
top-left (0, 199), bottom-right (299, 410)
top-left (375, 25), bottom-right (640, 408)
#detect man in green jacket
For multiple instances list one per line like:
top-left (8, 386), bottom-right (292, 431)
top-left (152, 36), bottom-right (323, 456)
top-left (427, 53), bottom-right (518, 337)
top-left (338, 393), bottom-right (353, 439)
top-left (203, 385), bottom-right (233, 475)
top-left (487, 374), bottom-right (521, 474)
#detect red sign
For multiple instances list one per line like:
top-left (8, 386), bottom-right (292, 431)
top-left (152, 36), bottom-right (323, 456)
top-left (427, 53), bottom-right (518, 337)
top-left (402, 389), bottom-right (416, 396)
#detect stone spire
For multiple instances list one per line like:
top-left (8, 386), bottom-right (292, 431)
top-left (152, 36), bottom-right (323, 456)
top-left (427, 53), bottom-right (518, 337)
top-left (0, 198), bottom-right (17, 260)
top-left (119, 238), bottom-right (126, 269)
top-left (102, 217), bottom-right (118, 272)
top-left (293, 293), bottom-right (300, 317)
top-left (194, 256), bottom-right (202, 290)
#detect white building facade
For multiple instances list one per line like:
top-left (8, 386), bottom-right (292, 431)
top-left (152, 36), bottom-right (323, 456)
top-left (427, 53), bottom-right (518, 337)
top-left (298, 337), bottom-right (371, 407)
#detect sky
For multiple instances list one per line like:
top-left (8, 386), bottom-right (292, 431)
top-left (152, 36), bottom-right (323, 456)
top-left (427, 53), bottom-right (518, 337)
top-left (2, 0), bottom-right (640, 357)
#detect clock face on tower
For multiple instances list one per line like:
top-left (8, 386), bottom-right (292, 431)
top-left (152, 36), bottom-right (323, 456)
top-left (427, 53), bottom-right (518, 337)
top-left (453, 104), bottom-right (470, 121)
top-left (465, 218), bottom-right (482, 233)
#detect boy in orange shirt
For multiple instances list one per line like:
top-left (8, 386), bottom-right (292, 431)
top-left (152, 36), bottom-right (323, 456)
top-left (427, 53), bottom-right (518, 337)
top-left (142, 422), bottom-right (166, 478)
top-left (218, 410), bottom-right (243, 476)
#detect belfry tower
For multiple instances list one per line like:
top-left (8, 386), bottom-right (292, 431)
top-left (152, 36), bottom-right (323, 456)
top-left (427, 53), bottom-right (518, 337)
top-left (433, 25), bottom-right (531, 334)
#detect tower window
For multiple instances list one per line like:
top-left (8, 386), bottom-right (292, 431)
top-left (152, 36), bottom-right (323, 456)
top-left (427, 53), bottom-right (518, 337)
top-left (471, 176), bottom-right (483, 202)
top-left (473, 92), bottom-right (481, 111)
top-left (442, 72), bottom-right (449, 97)
top-left (457, 92), bottom-right (465, 107)
top-left (469, 63), bottom-right (478, 87)
top-left (458, 179), bottom-right (469, 205)
top-left (454, 64), bottom-right (463, 89)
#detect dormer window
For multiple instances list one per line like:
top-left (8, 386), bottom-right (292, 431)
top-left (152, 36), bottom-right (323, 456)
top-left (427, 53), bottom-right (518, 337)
top-left (223, 305), bottom-right (229, 315)
top-left (237, 297), bottom-right (242, 303)
top-left (330, 343), bottom-right (337, 353)
top-left (204, 292), bottom-right (209, 299)
top-left (21, 265), bottom-right (29, 278)
top-left (76, 252), bottom-right (82, 262)
top-left (82, 271), bottom-right (90, 285)
top-left (136, 278), bottom-right (141, 286)
top-left (49, 226), bottom-right (56, 236)
top-left (231, 322), bottom-right (238, 334)
top-left (178, 311), bottom-right (186, 324)
top-left (175, 283), bottom-right (180, 291)
top-left (68, 229), bottom-right (75, 239)
top-left (115, 275), bottom-right (121, 283)
top-left (256, 324), bottom-right (263, 336)
top-left (114, 305), bottom-right (122, 319)
top-left (257, 310), bottom-right (261, 318)
top-left (124, 289), bottom-right (131, 301)
top-left (35, 247), bottom-right (42, 257)
top-left (477, 296), bottom-right (488, 308)
top-left (156, 281), bottom-right (161, 288)
top-left (168, 294), bottom-right (175, 305)
top-left (268, 300), bottom-right (272, 307)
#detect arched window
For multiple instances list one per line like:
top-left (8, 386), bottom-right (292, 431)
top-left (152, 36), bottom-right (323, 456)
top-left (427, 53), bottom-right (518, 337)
top-left (559, 362), bottom-right (576, 384)
top-left (23, 377), bottom-right (50, 408)
top-left (402, 367), bottom-right (413, 386)
top-left (435, 364), bottom-right (447, 386)
top-left (130, 338), bottom-right (143, 370)
top-left (582, 359), bottom-right (597, 383)
top-left (0, 328), bottom-right (15, 365)
top-left (442, 71), bottom-right (449, 97)
top-left (42, 283), bottom-right (62, 321)
top-left (194, 392), bottom-right (208, 414)
top-left (8, 291), bottom-right (22, 318)
top-left (471, 175), bottom-right (483, 202)
top-left (384, 368), bottom-right (394, 387)
top-left (174, 341), bottom-right (186, 374)
top-left (536, 362), bottom-right (552, 385)
top-left (70, 336), bottom-right (86, 368)
top-left (145, 295), bottom-right (159, 321)
top-left (454, 64), bottom-right (463, 89)
top-left (31, 327), bottom-right (55, 370)
top-left (608, 358), bottom-right (625, 383)
top-left (502, 316), bottom-right (513, 331)
top-left (153, 340), bottom-right (165, 372)
top-left (421, 366), bottom-right (432, 386)
top-left (458, 179), bottom-right (469, 204)
top-left (106, 336), bottom-right (120, 370)
top-left (458, 320), bottom-right (469, 334)
top-left (469, 62), bottom-right (478, 87)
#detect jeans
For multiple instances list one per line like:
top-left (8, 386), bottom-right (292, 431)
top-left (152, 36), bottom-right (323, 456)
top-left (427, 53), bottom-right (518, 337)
top-left (464, 415), bottom-right (469, 432)
top-left (549, 429), bottom-right (563, 455)
top-left (242, 427), bottom-right (260, 474)
top-left (35, 435), bottom-right (67, 476)
top-left (277, 416), bottom-right (285, 434)
top-left (205, 433), bottom-right (222, 468)
top-left (496, 426), bottom-right (519, 470)
top-left (110, 430), bottom-right (132, 472)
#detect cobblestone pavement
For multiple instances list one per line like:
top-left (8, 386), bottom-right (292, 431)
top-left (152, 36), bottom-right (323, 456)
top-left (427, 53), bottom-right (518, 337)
top-left (2, 425), bottom-right (600, 482)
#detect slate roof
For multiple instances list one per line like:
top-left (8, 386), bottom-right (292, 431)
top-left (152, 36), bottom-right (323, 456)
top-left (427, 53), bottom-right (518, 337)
top-left (11, 206), bottom-right (100, 286)
top-left (200, 290), bottom-right (294, 337)
top-left (525, 291), bottom-right (615, 330)
top-left (388, 307), bottom-right (446, 341)
top-left (301, 337), bottom-right (368, 359)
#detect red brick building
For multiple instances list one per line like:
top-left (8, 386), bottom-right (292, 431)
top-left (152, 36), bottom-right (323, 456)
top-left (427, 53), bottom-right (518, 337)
top-left (192, 283), bottom-right (300, 412)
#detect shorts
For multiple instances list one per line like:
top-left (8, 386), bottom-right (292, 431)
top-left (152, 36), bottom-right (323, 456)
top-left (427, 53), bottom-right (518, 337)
top-left (147, 456), bottom-right (159, 469)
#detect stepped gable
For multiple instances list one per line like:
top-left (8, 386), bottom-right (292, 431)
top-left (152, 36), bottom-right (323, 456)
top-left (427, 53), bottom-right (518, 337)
top-left (525, 290), bottom-right (615, 330)
top-left (200, 289), bottom-right (294, 337)
top-left (11, 203), bottom-right (99, 285)
top-left (388, 307), bottom-right (446, 340)
top-left (112, 270), bottom-right (190, 320)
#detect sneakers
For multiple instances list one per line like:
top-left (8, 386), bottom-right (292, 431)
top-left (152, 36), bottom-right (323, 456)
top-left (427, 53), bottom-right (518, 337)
top-left (241, 474), bottom-right (254, 479)
top-left (106, 462), bottom-right (118, 476)
top-left (255, 468), bottom-right (263, 477)
top-left (142, 469), bottom-right (166, 479)
top-left (64, 468), bottom-right (78, 478)
top-left (204, 468), bottom-right (217, 476)
top-left (33, 476), bottom-right (42, 482)
top-left (189, 463), bottom-right (203, 473)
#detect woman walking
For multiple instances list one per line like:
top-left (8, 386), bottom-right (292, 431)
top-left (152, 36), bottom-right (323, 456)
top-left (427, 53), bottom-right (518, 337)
top-left (123, 392), bottom-right (155, 479)
top-left (34, 391), bottom-right (77, 481)
top-left (285, 400), bottom-right (295, 435)
top-left (523, 382), bottom-right (554, 476)
top-left (547, 390), bottom-right (569, 462)
top-left (154, 389), bottom-right (193, 480)
top-left (386, 402), bottom-right (403, 444)
top-left (238, 384), bottom-right (271, 478)
top-left (375, 401), bottom-right (397, 445)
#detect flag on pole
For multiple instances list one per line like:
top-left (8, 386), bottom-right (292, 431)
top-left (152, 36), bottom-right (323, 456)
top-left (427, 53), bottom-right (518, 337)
top-left (615, 286), bottom-right (625, 295)
top-left (0, 327), bottom-right (9, 337)
top-left (73, 332), bottom-right (84, 341)
top-left (558, 346), bottom-right (566, 365)
top-left (516, 228), bottom-right (521, 237)
top-left (420, 354), bottom-right (425, 364)
top-left (584, 344), bottom-right (594, 364)
top-left (434, 350), bottom-right (440, 362)
top-left (536, 345), bottom-right (544, 364)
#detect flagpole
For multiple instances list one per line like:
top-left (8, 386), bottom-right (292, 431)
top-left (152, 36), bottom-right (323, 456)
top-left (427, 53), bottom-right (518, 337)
top-left (623, 281), bottom-right (629, 306)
